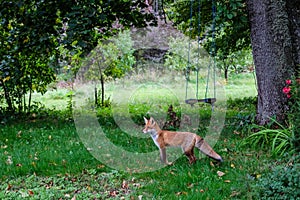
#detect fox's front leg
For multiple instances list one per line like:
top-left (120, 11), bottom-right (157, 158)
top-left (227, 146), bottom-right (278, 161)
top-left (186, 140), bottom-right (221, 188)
top-left (159, 148), bottom-right (172, 165)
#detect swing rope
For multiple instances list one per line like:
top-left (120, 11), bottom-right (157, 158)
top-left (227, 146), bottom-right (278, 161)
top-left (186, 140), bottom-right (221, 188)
top-left (185, 0), bottom-right (194, 100)
top-left (205, 0), bottom-right (216, 100)
top-left (196, 0), bottom-right (202, 100)
top-left (185, 0), bottom-right (217, 107)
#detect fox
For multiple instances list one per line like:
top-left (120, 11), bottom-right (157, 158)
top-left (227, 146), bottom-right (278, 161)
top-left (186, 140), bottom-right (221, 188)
top-left (143, 117), bottom-right (223, 165)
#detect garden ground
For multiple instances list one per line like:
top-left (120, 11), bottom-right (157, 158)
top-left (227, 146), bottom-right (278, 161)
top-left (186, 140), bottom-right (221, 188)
top-left (0, 72), bottom-right (297, 199)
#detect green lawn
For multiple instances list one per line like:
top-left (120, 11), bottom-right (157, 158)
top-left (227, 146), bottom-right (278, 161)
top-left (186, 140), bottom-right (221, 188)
top-left (0, 72), bottom-right (280, 199)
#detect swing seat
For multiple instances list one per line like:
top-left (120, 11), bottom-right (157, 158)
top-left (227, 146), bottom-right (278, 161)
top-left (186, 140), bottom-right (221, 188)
top-left (185, 98), bottom-right (216, 106)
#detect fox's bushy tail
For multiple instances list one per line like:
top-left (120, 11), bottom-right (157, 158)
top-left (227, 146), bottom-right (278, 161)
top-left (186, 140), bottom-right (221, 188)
top-left (195, 136), bottom-right (223, 162)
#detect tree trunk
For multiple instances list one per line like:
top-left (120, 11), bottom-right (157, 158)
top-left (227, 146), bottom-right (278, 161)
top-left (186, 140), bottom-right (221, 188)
top-left (246, 0), bottom-right (296, 125)
top-left (0, 80), bottom-right (13, 111)
top-left (94, 85), bottom-right (98, 106)
top-left (28, 89), bottom-right (32, 113)
top-left (286, 0), bottom-right (300, 75)
top-left (224, 66), bottom-right (228, 82)
top-left (100, 73), bottom-right (104, 107)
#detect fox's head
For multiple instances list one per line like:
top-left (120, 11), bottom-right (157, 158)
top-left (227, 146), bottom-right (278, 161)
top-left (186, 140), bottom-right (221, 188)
top-left (143, 117), bottom-right (157, 134)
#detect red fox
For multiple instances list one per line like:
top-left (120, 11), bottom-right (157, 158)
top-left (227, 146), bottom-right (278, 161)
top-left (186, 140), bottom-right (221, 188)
top-left (143, 117), bottom-right (223, 165)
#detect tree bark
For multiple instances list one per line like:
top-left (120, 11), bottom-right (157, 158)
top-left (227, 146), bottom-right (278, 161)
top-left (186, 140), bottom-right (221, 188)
top-left (100, 73), bottom-right (104, 107)
top-left (0, 80), bottom-right (13, 111)
top-left (246, 0), bottom-right (297, 125)
top-left (286, 0), bottom-right (300, 75)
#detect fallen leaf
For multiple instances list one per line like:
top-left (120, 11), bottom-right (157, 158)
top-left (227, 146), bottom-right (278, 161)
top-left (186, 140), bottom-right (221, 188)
top-left (6, 156), bottom-right (13, 165)
top-left (175, 191), bottom-right (187, 196)
top-left (109, 190), bottom-right (118, 197)
top-left (6, 184), bottom-right (12, 191)
top-left (233, 130), bottom-right (240, 135)
top-left (121, 180), bottom-right (129, 190)
top-left (224, 180), bottom-right (231, 183)
top-left (217, 171), bottom-right (225, 177)
top-left (230, 191), bottom-right (241, 197)
top-left (97, 164), bottom-right (105, 169)
top-left (28, 190), bottom-right (34, 196)
top-left (256, 174), bottom-right (262, 179)
top-left (71, 195), bottom-right (76, 200)
top-left (17, 131), bottom-right (22, 138)
top-left (86, 185), bottom-right (91, 191)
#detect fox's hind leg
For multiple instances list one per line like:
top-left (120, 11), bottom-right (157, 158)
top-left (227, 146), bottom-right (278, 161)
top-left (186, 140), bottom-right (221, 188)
top-left (184, 148), bottom-right (196, 164)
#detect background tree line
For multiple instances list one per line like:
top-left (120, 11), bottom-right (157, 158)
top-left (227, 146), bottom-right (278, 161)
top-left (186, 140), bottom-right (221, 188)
top-left (0, 0), bottom-right (155, 113)
top-left (0, 0), bottom-right (299, 132)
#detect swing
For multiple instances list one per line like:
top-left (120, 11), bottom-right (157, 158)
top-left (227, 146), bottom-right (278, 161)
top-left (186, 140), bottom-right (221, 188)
top-left (185, 0), bottom-right (217, 108)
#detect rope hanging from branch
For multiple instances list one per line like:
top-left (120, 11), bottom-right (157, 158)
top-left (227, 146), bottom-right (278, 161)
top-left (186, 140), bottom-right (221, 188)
top-left (185, 0), bottom-right (217, 109)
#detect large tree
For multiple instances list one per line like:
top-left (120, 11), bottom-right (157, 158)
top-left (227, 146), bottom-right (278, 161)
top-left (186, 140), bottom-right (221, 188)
top-left (246, 0), bottom-right (300, 125)
top-left (165, 0), bottom-right (299, 125)
top-left (0, 0), bottom-right (154, 113)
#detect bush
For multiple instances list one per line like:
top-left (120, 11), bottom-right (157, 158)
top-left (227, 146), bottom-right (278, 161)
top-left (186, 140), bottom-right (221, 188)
top-left (253, 154), bottom-right (300, 199)
top-left (227, 96), bottom-right (257, 112)
top-left (288, 78), bottom-right (300, 153)
top-left (243, 118), bottom-right (294, 156)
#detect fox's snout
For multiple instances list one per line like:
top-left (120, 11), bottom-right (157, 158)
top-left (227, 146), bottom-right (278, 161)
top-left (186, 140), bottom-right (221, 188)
top-left (142, 128), bottom-right (148, 134)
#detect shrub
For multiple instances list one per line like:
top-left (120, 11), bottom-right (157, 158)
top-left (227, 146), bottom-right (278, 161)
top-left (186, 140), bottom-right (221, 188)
top-left (243, 118), bottom-right (294, 156)
top-left (227, 96), bottom-right (257, 112)
top-left (252, 154), bottom-right (300, 199)
top-left (243, 78), bottom-right (299, 156)
top-left (287, 78), bottom-right (300, 153)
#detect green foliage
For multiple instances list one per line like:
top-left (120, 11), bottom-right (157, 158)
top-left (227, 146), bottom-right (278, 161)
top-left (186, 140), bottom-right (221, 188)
top-left (216, 48), bottom-right (253, 80)
top-left (226, 97), bottom-right (257, 134)
top-left (0, 170), bottom-right (143, 199)
top-left (84, 30), bottom-right (135, 81)
top-left (0, 72), bottom-right (264, 199)
top-left (83, 30), bottom-right (135, 107)
top-left (165, 0), bottom-right (250, 54)
top-left (287, 78), bottom-right (300, 153)
top-left (243, 118), bottom-right (294, 156)
top-left (0, 0), bottom-right (154, 113)
top-left (252, 154), bottom-right (300, 200)
top-left (227, 96), bottom-right (257, 111)
top-left (164, 36), bottom-right (209, 72)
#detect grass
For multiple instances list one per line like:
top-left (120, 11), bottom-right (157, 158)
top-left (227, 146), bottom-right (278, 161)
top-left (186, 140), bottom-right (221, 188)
top-left (0, 71), bottom-right (276, 199)
top-left (0, 115), bottom-right (273, 199)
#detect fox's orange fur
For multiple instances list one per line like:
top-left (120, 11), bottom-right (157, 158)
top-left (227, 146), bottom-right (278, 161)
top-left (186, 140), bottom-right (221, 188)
top-left (143, 117), bottom-right (223, 165)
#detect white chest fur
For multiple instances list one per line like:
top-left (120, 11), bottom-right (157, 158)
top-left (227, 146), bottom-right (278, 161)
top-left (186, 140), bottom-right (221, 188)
top-left (150, 133), bottom-right (160, 148)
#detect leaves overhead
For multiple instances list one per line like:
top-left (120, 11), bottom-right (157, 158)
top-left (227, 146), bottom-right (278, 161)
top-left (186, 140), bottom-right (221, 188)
top-left (165, 0), bottom-right (250, 55)
top-left (0, 0), bottom-right (155, 112)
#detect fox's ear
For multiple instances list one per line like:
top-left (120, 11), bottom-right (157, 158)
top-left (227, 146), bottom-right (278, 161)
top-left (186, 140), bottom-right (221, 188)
top-left (143, 117), bottom-right (148, 124)
top-left (149, 117), bottom-right (155, 125)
